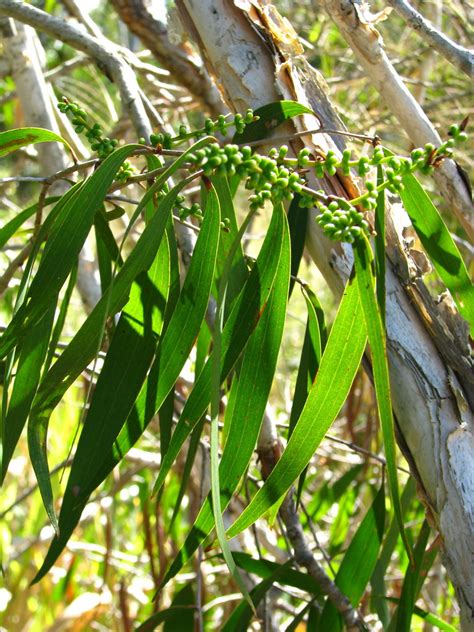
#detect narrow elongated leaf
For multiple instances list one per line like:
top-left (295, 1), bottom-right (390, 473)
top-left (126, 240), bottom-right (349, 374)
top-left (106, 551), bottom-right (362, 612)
top-left (209, 211), bottom-right (255, 613)
top-left (288, 195), bottom-right (307, 297)
top-left (30, 182), bottom-right (184, 427)
top-left (1, 303), bottom-right (55, 482)
top-left (137, 583), bottom-right (195, 632)
top-left (161, 207), bottom-right (290, 588)
top-left (0, 127), bottom-right (72, 157)
top-left (319, 484), bottom-right (385, 630)
top-left (400, 173), bottom-right (474, 334)
top-left (32, 184), bottom-right (221, 582)
top-left (233, 101), bottom-right (315, 144)
top-left (0, 197), bottom-right (58, 249)
top-left (152, 204), bottom-right (286, 498)
top-left (411, 606), bottom-right (457, 631)
top-left (1, 186), bottom-right (82, 429)
top-left (226, 274), bottom-right (366, 539)
top-left (56, 231), bottom-right (170, 521)
top-left (44, 264), bottom-right (78, 374)
top-left (354, 236), bottom-right (411, 562)
top-left (289, 284), bottom-right (325, 437)
top-left (221, 563), bottom-right (292, 632)
top-left (211, 175), bottom-right (248, 311)
top-left (0, 144), bottom-right (144, 359)
top-left (26, 186), bottom-right (176, 537)
top-left (375, 165), bottom-right (386, 323)
top-left (233, 553), bottom-right (322, 597)
top-left (371, 477), bottom-right (416, 628)
top-left (393, 519), bottom-right (431, 632)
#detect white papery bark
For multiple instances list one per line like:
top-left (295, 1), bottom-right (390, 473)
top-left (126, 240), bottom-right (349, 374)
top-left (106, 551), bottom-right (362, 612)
top-left (175, 1), bottom-right (474, 627)
top-left (0, 19), bottom-right (101, 311)
top-left (323, 0), bottom-right (473, 242)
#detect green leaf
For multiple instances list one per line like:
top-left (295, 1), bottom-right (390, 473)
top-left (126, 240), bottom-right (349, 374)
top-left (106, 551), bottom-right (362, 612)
top-left (32, 182), bottom-right (220, 582)
top-left (0, 197), bottom-right (59, 250)
top-left (226, 274), bottom-right (366, 539)
top-left (209, 197), bottom-right (255, 614)
top-left (152, 203), bottom-right (286, 499)
top-left (233, 100), bottom-right (316, 144)
top-left (211, 175), bottom-right (248, 311)
top-left (353, 236), bottom-right (411, 562)
top-left (411, 606), bottom-right (457, 632)
top-left (393, 519), bottom-right (432, 632)
top-left (289, 284), bottom-right (325, 437)
top-left (400, 173), bottom-right (474, 334)
top-left (290, 284), bottom-right (326, 506)
top-left (136, 583), bottom-right (195, 632)
top-left (55, 231), bottom-right (170, 523)
top-left (288, 195), bottom-right (308, 297)
top-left (233, 553), bottom-right (322, 597)
top-left (160, 204), bottom-right (290, 589)
top-left (375, 165), bottom-right (386, 323)
top-left (0, 144), bottom-right (145, 360)
top-left (222, 562), bottom-right (293, 632)
top-left (0, 127), bottom-right (72, 157)
top-left (319, 483), bottom-right (385, 630)
top-left (371, 477), bottom-right (416, 628)
top-left (1, 304), bottom-right (55, 482)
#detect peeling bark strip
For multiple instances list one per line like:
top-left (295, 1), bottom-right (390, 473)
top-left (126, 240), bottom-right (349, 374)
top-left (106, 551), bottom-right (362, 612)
top-left (175, 1), bottom-right (474, 627)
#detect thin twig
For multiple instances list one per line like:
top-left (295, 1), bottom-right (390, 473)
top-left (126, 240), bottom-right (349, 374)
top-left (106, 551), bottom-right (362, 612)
top-left (242, 127), bottom-right (378, 148)
top-left (386, 0), bottom-right (473, 77)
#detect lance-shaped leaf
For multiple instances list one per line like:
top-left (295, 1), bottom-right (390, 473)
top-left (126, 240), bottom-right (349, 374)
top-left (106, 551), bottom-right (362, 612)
top-left (319, 483), bottom-right (385, 630)
top-left (233, 100), bottom-right (316, 144)
top-left (47, 230), bottom-right (170, 528)
top-left (32, 184), bottom-right (221, 582)
top-left (400, 173), bottom-right (474, 335)
top-left (25, 184), bottom-right (180, 535)
top-left (0, 127), bottom-right (72, 157)
top-left (353, 236), bottom-right (411, 562)
top-left (225, 274), bottom-right (366, 539)
top-left (0, 197), bottom-right (58, 250)
top-left (0, 144), bottom-right (145, 359)
top-left (393, 519), bottom-right (433, 632)
top-left (1, 303), bottom-right (55, 482)
top-left (161, 204), bottom-right (290, 590)
top-left (151, 203), bottom-right (286, 498)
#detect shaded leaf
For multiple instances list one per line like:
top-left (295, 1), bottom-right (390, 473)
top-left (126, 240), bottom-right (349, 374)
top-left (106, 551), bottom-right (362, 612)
top-left (354, 236), bottom-right (411, 561)
top-left (319, 483), bottom-right (385, 630)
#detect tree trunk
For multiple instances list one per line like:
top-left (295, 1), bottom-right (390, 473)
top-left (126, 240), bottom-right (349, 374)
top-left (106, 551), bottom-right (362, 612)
top-left (175, 1), bottom-right (474, 627)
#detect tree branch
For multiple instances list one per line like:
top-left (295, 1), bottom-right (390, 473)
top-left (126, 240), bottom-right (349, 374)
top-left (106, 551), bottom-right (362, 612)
top-left (110, 0), bottom-right (226, 117)
top-left (323, 0), bottom-right (473, 241)
top-left (257, 412), bottom-right (365, 631)
top-left (0, 0), bottom-right (152, 138)
top-left (386, 0), bottom-right (473, 77)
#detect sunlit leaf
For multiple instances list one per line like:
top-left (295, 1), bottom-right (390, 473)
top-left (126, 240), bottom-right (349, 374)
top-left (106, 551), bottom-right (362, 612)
top-left (226, 274), bottom-right (366, 539)
top-left (400, 173), bottom-right (474, 335)
top-left (319, 483), bottom-right (385, 630)
top-left (0, 127), bottom-right (72, 157)
top-left (353, 236), bottom-right (411, 562)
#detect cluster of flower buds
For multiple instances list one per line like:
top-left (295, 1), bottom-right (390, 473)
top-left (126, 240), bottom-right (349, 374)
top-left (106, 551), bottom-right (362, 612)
top-left (57, 98), bottom-right (468, 244)
top-left (149, 110), bottom-right (258, 149)
top-left (316, 200), bottom-right (370, 243)
top-left (57, 97), bottom-right (133, 181)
